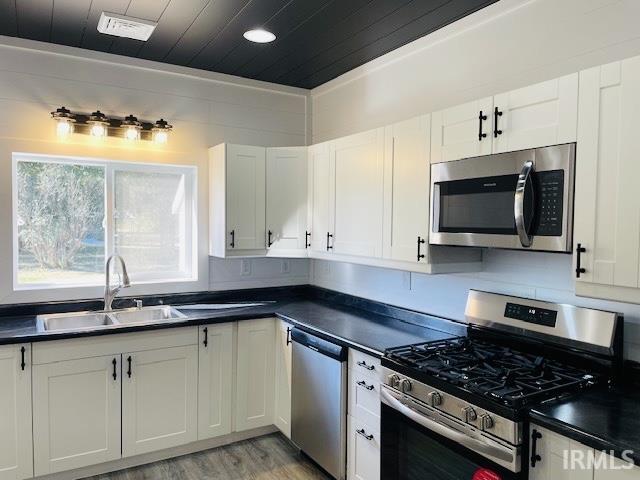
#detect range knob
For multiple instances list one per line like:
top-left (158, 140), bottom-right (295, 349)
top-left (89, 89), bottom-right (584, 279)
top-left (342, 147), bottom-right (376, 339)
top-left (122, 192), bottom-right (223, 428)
top-left (427, 391), bottom-right (442, 407)
top-left (387, 374), bottom-right (401, 388)
top-left (399, 378), bottom-right (413, 393)
top-left (461, 406), bottom-right (477, 423)
top-left (480, 413), bottom-right (494, 430)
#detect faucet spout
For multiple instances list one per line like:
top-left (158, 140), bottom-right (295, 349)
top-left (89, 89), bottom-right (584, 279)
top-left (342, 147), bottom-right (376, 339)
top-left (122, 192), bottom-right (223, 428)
top-left (104, 254), bottom-right (131, 311)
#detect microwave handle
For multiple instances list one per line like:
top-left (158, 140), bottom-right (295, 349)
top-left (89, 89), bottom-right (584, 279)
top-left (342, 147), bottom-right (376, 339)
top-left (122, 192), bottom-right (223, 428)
top-left (515, 161), bottom-right (534, 247)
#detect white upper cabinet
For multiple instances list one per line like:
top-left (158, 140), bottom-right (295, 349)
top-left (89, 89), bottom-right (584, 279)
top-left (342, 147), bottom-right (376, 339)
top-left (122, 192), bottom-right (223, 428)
top-left (266, 147), bottom-right (308, 255)
top-left (331, 128), bottom-right (385, 258)
top-left (198, 323), bottom-right (234, 440)
top-left (209, 143), bottom-right (266, 256)
top-left (33, 355), bottom-right (121, 476)
top-left (574, 57), bottom-right (640, 304)
top-left (0, 344), bottom-right (32, 480)
top-left (431, 97), bottom-right (493, 163)
top-left (383, 116), bottom-right (431, 263)
top-left (122, 345), bottom-right (198, 457)
top-left (493, 73), bottom-right (579, 153)
top-left (309, 141), bottom-right (333, 254)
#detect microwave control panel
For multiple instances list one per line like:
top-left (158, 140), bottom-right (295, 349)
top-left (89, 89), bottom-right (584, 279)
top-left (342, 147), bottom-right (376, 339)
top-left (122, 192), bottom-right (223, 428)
top-left (536, 170), bottom-right (564, 236)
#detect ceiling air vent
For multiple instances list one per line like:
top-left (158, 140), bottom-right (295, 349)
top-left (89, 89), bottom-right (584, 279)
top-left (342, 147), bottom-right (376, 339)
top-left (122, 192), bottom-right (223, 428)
top-left (97, 12), bottom-right (157, 41)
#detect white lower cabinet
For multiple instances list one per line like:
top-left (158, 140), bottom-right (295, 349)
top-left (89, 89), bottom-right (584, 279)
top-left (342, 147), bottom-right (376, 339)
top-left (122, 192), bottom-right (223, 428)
top-left (529, 425), bottom-right (593, 480)
top-left (274, 320), bottom-right (292, 438)
top-left (122, 345), bottom-right (198, 457)
top-left (33, 355), bottom-right (121, 476)
top-left (235, 318), bottom-right (276, 431)
top-left (348, 415), bottom-right (381, 480)
top-left (594, 456), bottom-right (640, 479)
top-left (198, 323), bottom-right (234, 440)
top-left (0, 344), bottom-right (32, 480)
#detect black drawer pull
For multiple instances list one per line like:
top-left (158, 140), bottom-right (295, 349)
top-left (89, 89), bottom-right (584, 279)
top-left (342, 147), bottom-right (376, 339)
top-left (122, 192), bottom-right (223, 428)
top-left (417, 236), bottom-right (426, 262)
top-left (286, 327), bottom-right (292, 346)
top-left (230, 230), bottom-right (235, 248)
top-left (305, 231), bottom-right (311, 248)
top-left (494, 106), bottom-right (503, 138)
top-left (357, 360), bottom-right (375, 371)
top-left (20, 346), bottom-right (26, 371)
top-left (112, 358), bottom-right (117, 381)
top-left (203, 327), bottom-right (208, 348)
top-left (478, 110), bottom-right (487, 141)
top-left (356, 380), bottom-right (375, 391)
top-left (575, 243), bottom-right (586, 278)
top-left (326, 232), bottom-right (333, 251)
top-left (531, 429), bottom-right (542, 468)
top-left (356, 429), bottom-right (374, 441)
top-left (268, 230), bottom-right (273, 247)
top-left (127, 356), bottom-right (132, 378)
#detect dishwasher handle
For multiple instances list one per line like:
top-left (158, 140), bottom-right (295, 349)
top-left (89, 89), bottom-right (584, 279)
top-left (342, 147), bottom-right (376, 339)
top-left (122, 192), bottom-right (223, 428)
top-left (291, 328), bottom-right (347, 361)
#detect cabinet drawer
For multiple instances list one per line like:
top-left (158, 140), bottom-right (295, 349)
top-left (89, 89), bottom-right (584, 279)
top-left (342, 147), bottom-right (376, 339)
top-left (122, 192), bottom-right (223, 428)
top-left (349, 370), bottom-right (380, 427)
top-left (349, 349), bottom-right (381, 380)
top-left (348, 415), bottom-right (380, 480)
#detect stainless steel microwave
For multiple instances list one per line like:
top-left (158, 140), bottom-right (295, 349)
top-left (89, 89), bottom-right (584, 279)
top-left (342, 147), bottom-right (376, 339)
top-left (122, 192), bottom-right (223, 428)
top-left (430, 143), bottom-right (575, 252)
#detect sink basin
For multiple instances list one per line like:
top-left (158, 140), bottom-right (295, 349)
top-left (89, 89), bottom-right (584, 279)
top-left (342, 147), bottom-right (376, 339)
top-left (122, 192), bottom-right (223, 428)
top-left (38, 311), bottom-right (116, 332)
top-left (108, 306), bottom-right (187, 325)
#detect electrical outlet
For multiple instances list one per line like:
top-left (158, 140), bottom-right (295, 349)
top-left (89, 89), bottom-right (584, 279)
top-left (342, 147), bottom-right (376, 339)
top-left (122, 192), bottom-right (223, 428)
top-left (281, 259), bottom-right (291, 274)
top-left (240, 259), bottom-right (251, 276)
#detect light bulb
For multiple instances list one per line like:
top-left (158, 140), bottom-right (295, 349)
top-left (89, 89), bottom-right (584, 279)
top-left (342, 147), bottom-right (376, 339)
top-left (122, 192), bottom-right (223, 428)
top-left (125, 125), bottom-right (140, 141)
top-left (56, 119), bottom-right (74, 138)
top-left (153, 130), bottom-right (168, 144)
top-left (243, 29), bottom-right (276, 43)
top-left (90, 123), bottom-right (107, 138)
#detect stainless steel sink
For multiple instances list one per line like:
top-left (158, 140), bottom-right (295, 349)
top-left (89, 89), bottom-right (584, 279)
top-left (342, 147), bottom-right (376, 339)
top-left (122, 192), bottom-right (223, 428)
top-left (109, 306), bottom-right (186, 325)
top-left (38, 311), bottom-right (116, 332)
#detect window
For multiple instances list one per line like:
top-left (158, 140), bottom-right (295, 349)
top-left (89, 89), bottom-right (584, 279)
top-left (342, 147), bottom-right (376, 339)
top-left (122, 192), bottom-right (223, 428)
top-left (13, 154), bottom-right (197, 289)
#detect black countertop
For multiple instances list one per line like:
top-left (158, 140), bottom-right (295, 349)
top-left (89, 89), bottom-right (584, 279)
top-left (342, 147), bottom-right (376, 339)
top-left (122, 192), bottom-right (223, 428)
top-left (530, 385), bottom-right (640, 466)
top-left (0, 287), bottom-right (464, 356)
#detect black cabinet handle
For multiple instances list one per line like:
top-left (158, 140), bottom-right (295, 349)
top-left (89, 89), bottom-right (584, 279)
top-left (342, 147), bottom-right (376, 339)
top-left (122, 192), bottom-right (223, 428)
top-left (417, 236), bottom-right (426, 262)
top-left (531, 429), bottom-right (542, 468)
top-left (230, 230), bottom-right (235, 248)
top-left (203, 327), bottom-right (208, 348)
top-left (127, 356), bottom-right (132, 378)
top-left (478, 110), bottom-right (488, 141)
top-left (305, 231), bottom-right (311, 248)
top-left (326, 232), bottom-right (333, 251)
top-left (356, 429), bottom-right (374, 441)
top-left (286, 327), bottom-right (292, 346)
top-left (576, 243), bottom-right (586, 278)
top-left (357, 380), bottom-right (375, 391)
top-left (20, 346), bottom-right (26, 371)
top-left (494, 106), bottom-right (503, 138)
top-left (112, 358), bottom-right (117, 381)
top-left (357, 360), bottom-right (375, 371)
top-left (268, 230), bottom-right (273, 247)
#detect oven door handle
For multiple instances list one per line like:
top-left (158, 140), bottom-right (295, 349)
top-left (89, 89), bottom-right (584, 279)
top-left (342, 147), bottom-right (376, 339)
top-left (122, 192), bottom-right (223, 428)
top-left (514, 160), bottom-right (535, 248)
top-left (381, 388), bottom-right (515, 465)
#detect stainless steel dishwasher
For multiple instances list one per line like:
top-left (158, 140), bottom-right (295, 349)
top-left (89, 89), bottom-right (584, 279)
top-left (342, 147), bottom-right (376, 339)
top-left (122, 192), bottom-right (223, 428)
top-left (291, 328), bottom-right (347, 480)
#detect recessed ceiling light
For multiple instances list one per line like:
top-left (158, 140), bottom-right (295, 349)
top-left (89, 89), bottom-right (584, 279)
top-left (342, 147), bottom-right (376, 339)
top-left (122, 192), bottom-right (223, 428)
top-left (243, 29), bottom-right (276, 43)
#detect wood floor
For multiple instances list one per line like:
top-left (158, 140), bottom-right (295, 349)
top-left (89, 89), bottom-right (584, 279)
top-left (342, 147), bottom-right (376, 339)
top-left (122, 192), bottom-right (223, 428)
top-left (83, 434), bottom-right (331, 480)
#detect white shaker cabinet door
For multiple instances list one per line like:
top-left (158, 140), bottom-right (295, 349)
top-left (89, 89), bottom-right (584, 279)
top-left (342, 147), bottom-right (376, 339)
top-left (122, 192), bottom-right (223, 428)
top-left (492, 73), bottom-right (578, 154)
top-left (226, 144), bottom-right (266, 250)
top-left (309, 141), bottom-right (333, 254)
top-left (33, 355), bottom-right (121, 476)
top-left (274, 320), bottom-right (293, 438)
top-left (198, 323), bottom-right (234, 440)
top-left (266, 147), bottom-right (308, 253)
top-left (574, 57), bottom-right (640, 304)
top-left (235, 318), bottom-right (276, 431)
top-left (529, 425), bottom-right (593, 480)
top-left (347, 415), bottom-right (380, 480)
top-left (331, 128), bottom-right (385, 258)
top-left (0, 344), bottom-right (32, 480)
top-left (430, 97), bottom-right (493, 163)
top-left (122, 346), bottom-right (198, 457)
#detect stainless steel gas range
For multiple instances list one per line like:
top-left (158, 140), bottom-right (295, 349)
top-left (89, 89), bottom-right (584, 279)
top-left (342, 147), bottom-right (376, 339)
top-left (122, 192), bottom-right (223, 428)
top-left (379, 290), bottom-right (623, 480)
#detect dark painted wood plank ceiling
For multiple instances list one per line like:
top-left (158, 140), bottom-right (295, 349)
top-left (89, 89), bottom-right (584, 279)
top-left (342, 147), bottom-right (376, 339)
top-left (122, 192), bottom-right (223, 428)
top-left (0, 0), bottom-right (499, 89)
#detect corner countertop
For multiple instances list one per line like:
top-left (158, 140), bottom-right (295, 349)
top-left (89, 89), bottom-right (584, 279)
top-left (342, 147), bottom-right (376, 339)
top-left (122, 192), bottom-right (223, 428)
top-left (530, 385), bottom-right (640, 466)
top-left (0, 296), bottom-right (463, 356)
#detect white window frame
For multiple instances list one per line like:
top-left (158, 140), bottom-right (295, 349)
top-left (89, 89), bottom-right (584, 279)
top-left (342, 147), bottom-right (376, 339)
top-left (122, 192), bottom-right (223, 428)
top-left (12, 153), bottom-right (198, 290)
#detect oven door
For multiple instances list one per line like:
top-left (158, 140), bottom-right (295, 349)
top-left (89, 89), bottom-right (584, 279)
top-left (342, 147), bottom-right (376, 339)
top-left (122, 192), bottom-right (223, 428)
top-left (381, 387), bottom-right (524, 480)
top-left (429, 143), bottom-right (574, 252)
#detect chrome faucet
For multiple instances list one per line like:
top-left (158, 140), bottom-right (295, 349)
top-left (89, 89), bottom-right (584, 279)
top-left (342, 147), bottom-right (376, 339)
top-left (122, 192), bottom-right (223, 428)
top-left (104, 254), bottom-right (131, 311)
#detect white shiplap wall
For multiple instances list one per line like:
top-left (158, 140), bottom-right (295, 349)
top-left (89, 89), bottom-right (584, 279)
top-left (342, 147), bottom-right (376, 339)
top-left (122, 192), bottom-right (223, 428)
top-left (309, 0), bottom-right (640, 360)
top-left (0, 36), bottom-right (310, 304)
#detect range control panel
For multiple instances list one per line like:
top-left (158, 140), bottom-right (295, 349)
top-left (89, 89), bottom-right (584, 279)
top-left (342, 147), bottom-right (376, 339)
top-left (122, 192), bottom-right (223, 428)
top-left (504, 302), bottom-right (558, 327)
top-left (535, 169), bottom-right (564, 236)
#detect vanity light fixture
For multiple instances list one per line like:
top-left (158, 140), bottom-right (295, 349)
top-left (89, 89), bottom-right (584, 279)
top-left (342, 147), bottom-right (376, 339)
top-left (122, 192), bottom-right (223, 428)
top-left (88, 110), bottom-right (109, 138)
top-left (243, 29), bottom-right (276, 43)
top-left (50, 107), bottom-right (173, 144)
